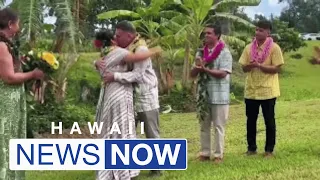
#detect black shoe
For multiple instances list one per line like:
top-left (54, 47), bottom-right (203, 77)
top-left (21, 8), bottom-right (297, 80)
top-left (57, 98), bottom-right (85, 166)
top-left (149, 170), bottom-right (162, 177)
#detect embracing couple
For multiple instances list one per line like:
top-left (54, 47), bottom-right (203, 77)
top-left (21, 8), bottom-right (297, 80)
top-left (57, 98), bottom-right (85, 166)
top-left (93, 21), bottom-right (162, 180)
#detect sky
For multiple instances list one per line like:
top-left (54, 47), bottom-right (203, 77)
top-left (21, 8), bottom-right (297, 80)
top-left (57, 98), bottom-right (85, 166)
top-left (4, 0), bottom-right (288, 23)
top-left (242, 0), bottom-right (288, 19)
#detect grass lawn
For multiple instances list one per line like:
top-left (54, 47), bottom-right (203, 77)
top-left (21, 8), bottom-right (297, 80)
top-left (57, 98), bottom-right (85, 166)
top-left (27, 100), bottom-right (320, 180)
top-left (27, 41), bottom-right (320, 179)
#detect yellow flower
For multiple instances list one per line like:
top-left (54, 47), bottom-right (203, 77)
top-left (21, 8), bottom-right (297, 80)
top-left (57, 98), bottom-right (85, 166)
top-left (39, 52), bottom-right (59, 70)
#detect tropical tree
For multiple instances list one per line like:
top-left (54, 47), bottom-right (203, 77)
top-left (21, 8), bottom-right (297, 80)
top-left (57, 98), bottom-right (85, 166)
top-left (271, 18), bottom-right (306, 53)
top-left (97, 0), bottom-right (185, 93)
top-left (160, 0), bottom-right (261, 87)
top-left (9, 0), bottom-right (49, 50)
top-left (7, 0), bottom-right (81, 103)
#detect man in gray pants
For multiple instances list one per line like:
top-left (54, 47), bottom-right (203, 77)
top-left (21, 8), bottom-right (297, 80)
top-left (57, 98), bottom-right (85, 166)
top-left (103, 21), bottom-right (161, 177)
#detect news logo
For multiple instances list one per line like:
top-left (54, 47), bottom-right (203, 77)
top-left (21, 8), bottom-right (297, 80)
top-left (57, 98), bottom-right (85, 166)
top-left (9, 139), bottom-right (187, 170)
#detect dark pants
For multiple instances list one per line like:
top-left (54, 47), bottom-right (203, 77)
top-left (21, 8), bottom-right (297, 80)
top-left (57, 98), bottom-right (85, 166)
top-left (245, 98), bottom-right (276, 153)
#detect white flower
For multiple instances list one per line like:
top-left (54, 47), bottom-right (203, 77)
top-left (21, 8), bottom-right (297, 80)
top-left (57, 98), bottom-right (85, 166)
top-left (28, 50), bottom-right (34, 56)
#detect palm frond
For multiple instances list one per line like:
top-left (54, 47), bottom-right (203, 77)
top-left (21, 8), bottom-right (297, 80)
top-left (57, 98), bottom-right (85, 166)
top-left (159, 10), bottom-right (183, 19)
top-left (18, 0), bottom-right (44, 43)
top-left (0, 0), bottom-right (5, 7)
top-left (222, 35), bottom-right (246, 48)
top-left (211, 0), bottom-right (261, 12)
top-left (53, 0), bottom-right (78, 54)
top-left (160, 17), bottom-right (184, 32)
top-left (147, 0), bottom-right (166, 13)
top-left (97, 10), bottom-right (141, 20)
top-left (211, 13), bottom-right (255, 31)
top-left (196, 0), bottom-right (214, 23)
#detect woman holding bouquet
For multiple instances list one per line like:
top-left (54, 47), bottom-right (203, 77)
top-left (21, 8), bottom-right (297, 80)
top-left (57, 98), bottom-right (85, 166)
top-left (0, 8), bottom-right (44, 180)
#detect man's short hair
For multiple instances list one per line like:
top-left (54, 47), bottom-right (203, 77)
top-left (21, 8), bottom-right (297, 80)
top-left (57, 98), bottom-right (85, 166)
top-left (205, 24), bottom-right (222, 38)
top-left (256, 20), bottom-right (272, 31)
top-left (115, 20), bottom-right (136, 33)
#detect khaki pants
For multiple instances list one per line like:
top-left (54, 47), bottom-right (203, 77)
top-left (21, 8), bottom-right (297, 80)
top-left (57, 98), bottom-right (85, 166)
top-left (200, 104), bottom-right (229, 158)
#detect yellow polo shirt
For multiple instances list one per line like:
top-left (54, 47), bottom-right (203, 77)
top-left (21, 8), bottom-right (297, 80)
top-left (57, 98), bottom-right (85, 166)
top-left (239, 41), bottom-right (284, 100)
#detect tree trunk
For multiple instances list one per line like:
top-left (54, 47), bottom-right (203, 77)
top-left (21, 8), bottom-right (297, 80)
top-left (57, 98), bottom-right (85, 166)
top-left (53, 33), bottom-right (65, 53)
top-left (154, 56), bottom-right (166, 94)
top-left (55, 78), bottom-right (68, 103)
top-left (182, 43), bottom-right (190, 88)
top-left (165, 68), bottom-right (174, 95)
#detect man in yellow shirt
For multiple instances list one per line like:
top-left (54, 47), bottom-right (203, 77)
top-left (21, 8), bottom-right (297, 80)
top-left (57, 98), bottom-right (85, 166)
top-left (239, 20), bottom-right (284, 158)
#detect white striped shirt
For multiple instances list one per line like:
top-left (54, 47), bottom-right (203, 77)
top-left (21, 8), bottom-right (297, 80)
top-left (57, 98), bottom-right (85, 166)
top-left (114, 46), bottom-right (160, 112)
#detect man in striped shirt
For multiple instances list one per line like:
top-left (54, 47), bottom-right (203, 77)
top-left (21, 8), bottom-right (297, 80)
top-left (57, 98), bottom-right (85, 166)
top-left (103, 21), bottom-right (161, 177)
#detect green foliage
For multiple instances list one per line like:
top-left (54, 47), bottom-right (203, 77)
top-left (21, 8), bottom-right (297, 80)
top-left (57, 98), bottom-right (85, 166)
top-left (290, 53), bottom-right (303, 60)
top-left (66, 53), bottom-right (101, 103)
top-left (52, 0), bottom-right (79, 54)
top-left (27, 99), bottom-right (320, 179)
top-left (280, 0), bottom-right (320, 33)
top-left (159, 82), bottom-right (196, 112)
top-left (10, 0), bottom-right (46, 49)
top-left (26, 88), bottom-right (93, 134)
top-left (212, 0), bottom-right (261, 12)
top-left (271, 18), bottom-right (306, 53)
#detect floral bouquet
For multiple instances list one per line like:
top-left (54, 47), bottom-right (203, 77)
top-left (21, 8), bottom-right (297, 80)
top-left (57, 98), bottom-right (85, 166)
top-left (21, 50), bottom-right (59, 103)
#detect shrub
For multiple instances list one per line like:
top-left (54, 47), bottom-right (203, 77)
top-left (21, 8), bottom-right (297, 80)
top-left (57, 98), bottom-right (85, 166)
top-left (26, 87), bottom-right (93, 136)
top-left (160, 82), bottom-right (196, 112)
top-left (290, 53), bottom-right (303, 60)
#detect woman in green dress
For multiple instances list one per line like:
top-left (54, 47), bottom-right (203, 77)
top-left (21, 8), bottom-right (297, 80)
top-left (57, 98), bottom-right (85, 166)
top-left (0, 8), bottom-right (44, 180)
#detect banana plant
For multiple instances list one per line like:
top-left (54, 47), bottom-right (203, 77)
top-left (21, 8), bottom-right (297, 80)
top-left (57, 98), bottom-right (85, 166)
top-left (50, 0), bottom-right (81, 103)
top-left (0, 0), bottom-right (5, 7)
top-left (5, 0), bottom-right (82, 103)
top-left (97, 0), bottom-right (181, 41)
top-left (160, 0), bottom-right (261, 87)
top-left (9, 0), bottom-right (47, 50)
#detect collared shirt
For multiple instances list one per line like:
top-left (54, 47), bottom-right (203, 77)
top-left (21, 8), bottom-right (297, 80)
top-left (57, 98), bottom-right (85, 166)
top-left (195, 47), bottom-right (233, 105)
top-left (114, 46), bottom-right (159, 112)
top-left (239, 41), bottom-right (284, 100)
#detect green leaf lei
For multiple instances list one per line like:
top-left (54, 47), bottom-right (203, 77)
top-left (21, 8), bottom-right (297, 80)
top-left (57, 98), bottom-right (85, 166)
top-left (196, 60), bottom-right (214, 122)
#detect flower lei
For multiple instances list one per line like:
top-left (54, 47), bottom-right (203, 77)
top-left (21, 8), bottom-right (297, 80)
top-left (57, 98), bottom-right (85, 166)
top-left (101, 46), bottom-right (115, 57)
top-left (126, 34), bottom-right (146, 113)
top-left (196, 41), bottom-right (225, 122)
top-left (250, 37), bottom-right (273, 63)
top-left (203, 41), bottom-right (225, 63)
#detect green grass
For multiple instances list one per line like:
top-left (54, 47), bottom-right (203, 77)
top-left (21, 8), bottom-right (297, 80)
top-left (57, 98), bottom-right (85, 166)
top-left (27, 100), bottom-right (320, 180)
top-left (27, 41), bottom-right (320, 179)
top-left (279, 41), bottom-right (320, 101)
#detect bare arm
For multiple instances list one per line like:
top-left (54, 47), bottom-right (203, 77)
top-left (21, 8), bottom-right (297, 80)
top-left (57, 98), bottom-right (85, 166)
top-left (203, 68), bottom-right (228, 78)
top-left (190, 51), bottom-right (203, 78)
top-left (0, 43), bottom-right (38, 85)
top-left (112, 46), bottom-right (150, 84)
top-left (123, 47), bottom-right (161, 63)
top-left (190, 67), bottom-right (201, 78)
top-left (259, 64), bottom-right (282, 74)
top-left (203, 49), bottom-right (232, 79)
top-left (242, 64), bottom-right (255, 72)
top-left (258, 44), bottom-right (284, 74)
